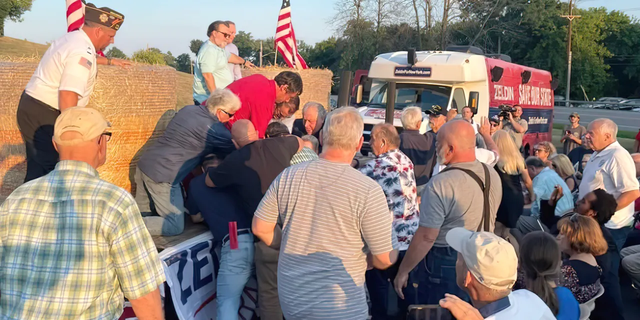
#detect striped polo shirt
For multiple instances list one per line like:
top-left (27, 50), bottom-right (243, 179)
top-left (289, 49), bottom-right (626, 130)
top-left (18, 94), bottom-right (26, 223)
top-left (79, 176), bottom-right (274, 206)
top-left (255, 158), bottom-right (398, 319)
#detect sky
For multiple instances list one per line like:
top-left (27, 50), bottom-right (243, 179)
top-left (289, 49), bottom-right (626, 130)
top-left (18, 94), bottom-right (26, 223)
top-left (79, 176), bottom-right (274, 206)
top-left (4, 0), bottom-right (639, 57)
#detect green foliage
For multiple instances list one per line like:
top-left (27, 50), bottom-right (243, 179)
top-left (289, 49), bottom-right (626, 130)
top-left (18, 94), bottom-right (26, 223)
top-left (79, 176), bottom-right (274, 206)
top-left (131, 48), bottom-right (166, 65)
top-left (164, 50), bottom-right (176, 68)
top-left (190, 39), bottom-right (204, 55)
top-left (175, 53), bottom-right (191, 73)
top-left (0, 0), bottom-right (33, 36)
top-left (105, 47), bottom-right (127, 59)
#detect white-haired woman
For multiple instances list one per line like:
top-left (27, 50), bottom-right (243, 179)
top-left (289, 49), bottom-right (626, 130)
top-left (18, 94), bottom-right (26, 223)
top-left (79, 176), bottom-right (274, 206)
top-left (534, 141), bottom-right (557, 167)
top-left (493, 130), bottom-right (535, 230)
top-left (550, 154), bottom-right (578, 193)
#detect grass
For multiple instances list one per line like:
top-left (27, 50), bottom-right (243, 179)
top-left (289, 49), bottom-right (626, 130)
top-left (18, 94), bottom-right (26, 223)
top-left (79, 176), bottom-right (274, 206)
top-left (1, 36), bottom-right (193, 109)
top-left (0, 37), bottom-right (49, 58)
top-left (551, 128), bottom-right (636, 152)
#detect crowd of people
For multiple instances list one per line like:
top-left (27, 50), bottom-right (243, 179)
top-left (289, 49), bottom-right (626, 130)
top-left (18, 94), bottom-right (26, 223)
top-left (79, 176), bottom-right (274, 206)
top-left (2, 5), bottom-right (640, 320)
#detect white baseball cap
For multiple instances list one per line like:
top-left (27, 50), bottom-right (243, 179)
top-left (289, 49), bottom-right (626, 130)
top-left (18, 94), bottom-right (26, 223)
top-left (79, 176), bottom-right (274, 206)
top-left (446, 227), bottom-right (518, 290)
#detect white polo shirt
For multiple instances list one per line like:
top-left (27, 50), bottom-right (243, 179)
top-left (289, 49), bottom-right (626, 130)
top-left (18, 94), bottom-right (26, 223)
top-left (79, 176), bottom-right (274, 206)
top-left (25, 29), bottom-right (97, 110)
top-left (485, 290), bottom-right (556, 320)
top-left (578, 141), bottom-right (640, 229)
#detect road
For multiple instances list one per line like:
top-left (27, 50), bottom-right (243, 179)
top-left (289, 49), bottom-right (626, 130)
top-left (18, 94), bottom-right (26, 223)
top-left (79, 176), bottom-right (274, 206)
top-left (553, 106), bottom-right (640, 132)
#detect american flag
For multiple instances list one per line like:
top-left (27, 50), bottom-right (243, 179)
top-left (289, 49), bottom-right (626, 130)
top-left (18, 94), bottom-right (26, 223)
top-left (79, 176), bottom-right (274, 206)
top-left (275, 0), bottom-right (308, 70)
top-left (66, 0), bottom-right (85, 32)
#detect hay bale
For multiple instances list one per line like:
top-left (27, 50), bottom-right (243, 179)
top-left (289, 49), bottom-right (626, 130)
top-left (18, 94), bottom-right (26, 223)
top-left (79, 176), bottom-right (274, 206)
top-left (0, 61), bottom-right (177, 202)
top-left (241, 67), bottom-right (333, 117)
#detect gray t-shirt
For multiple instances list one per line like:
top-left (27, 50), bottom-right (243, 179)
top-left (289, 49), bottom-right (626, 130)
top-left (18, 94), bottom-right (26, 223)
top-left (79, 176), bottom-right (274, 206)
top-left (562, 124), bottom-right (587, 155)
top-left (419, 160), bottom-right (502, 246)
top-left (255, 159), bottom-right (397, 319)
top-left (503, 118), bottom-right (528, 149)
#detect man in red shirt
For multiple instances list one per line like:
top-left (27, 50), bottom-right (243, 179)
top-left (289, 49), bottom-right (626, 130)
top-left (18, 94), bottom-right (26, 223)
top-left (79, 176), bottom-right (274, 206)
top-left (225, 71), bottom-right (303, 138)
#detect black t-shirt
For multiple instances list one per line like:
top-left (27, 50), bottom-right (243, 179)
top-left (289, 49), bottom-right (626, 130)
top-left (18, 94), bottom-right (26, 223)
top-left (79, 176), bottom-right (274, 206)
top-left (209, 136), bottom-right (300, 216)
top-left (292, 119), bottom-right (322, 153)
top-left (399, 130), bottom-right (437, 186)
top-left (185, 174), bottom-right (250, 240)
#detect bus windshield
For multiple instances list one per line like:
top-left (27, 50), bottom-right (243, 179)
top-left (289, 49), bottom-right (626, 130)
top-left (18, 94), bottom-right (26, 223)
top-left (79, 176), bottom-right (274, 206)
top-left (367, 81), bottom-right (453, 111)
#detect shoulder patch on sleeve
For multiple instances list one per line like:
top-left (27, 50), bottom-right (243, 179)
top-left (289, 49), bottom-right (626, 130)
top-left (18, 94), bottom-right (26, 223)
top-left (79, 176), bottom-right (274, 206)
top-left (79, 57), bottom-right (93, 70)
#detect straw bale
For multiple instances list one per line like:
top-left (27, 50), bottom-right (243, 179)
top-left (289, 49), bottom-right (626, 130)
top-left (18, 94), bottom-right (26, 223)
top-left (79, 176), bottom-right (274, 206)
top-left (0, 60), bottom-right (177, 202)
top-left (241, 67), bottom-right (333, 118)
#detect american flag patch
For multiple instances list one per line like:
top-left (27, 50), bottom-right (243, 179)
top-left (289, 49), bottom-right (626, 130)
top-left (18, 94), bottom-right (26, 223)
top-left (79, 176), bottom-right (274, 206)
top-left (79, 57), bottom-right (93, 70)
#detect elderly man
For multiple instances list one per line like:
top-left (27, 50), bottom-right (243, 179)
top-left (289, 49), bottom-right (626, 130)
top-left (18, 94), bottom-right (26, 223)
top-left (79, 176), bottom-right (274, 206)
top-left (225, 21), bottom-right (243, 81)
top-left (579, 118), bottom-right (640, 252)
top-left (440, 228), bottom-right (555, 319)
top-left (135, 89), bottom-right (239, 236)
top-left (525, 156), bottom-right (574, 226)
top-left (398, 106), bottom-right (440, 194)
top-left (17, 4), bottom-right (125, 182)
top-left (394, 120), bottom-right (502, 305)
top-left (359, 123), bottom-right (418, 318)
top-left (206, 119), bottom-right (303, 320)
top-left (0, 108), bottom-right (164, 320)
top-left (292, 101), bottom-right (327, 142)
top-left (266, 122), bottom-right (319, 165)
top-left (224, 71), bottom-right (303, 138)
top-left (500, 105), bottom-right (528, 150)
top-left (193, 21), bottom-right (254, 105)
top-left (252, 107), bottom-right (399, 319)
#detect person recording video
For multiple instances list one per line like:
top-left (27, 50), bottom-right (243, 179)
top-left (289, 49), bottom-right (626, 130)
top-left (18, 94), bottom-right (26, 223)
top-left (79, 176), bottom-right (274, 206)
top-left (500, 105), bottom-right (528, 151)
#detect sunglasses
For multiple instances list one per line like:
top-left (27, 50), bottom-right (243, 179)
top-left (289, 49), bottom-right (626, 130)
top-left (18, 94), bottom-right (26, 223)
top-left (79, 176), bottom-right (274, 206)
top-left (491, 123), bottom-right (499, 127)
top-left (220, 109), bottom-right (235, 118)
top-left (534, 148), bottom-right (547, 153)
top-left (215, 30), bottom-right (232, 39)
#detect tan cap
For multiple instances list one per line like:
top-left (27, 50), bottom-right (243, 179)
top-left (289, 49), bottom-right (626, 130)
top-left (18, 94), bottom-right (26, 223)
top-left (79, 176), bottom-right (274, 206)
top-left (53, 107), bottom-right (111, 146)
top-left (446, 228), bottom-right (518, 290)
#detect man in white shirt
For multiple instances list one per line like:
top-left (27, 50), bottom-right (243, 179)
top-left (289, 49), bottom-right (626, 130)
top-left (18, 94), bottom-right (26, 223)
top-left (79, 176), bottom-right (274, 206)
top-left (442, 228), bottom-right (555, 320)
top-left (16, 4), bottom-right (125, 182)
top-left (579, 118), bottom-right (640, 252)
top-left (225, 21), bottom-right (243, 81)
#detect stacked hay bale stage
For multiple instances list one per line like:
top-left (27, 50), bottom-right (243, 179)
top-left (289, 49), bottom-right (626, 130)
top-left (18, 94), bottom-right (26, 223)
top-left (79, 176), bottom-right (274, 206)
top-left (241, 67), bottom-right (333, 116)
top-left (0, 59), bottom-right (177, 202)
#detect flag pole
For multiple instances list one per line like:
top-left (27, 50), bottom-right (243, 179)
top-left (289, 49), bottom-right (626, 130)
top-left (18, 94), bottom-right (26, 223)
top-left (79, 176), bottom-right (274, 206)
top-left (274, 47), bottom-right (278, 66)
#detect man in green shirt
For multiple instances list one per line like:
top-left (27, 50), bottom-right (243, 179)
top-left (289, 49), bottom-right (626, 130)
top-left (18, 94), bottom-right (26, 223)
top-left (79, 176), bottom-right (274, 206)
top-left (193, 21), bottom-right (254, 105)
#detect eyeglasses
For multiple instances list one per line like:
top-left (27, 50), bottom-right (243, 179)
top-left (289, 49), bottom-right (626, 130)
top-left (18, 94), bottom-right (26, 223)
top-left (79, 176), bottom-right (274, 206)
top-left (491, 123), bottom-right (499, 127)
top-left (220, 109), bottom-right (235, 118)
top-left (101, 132), bottom-right (112, 142)
top-left (534, 148), bottom-right (547, 153)
top-left (215, 30), bottom-right (232, 39)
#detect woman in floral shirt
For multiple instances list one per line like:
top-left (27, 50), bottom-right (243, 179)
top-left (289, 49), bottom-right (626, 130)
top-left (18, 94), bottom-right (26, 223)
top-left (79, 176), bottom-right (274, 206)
top-left (359, 123), bottom-right (419, 319)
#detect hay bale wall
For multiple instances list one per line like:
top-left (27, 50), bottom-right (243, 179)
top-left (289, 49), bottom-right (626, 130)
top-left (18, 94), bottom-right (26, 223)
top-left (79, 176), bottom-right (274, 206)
top-left (241, 67), bottom-right (333, 117)
top-left (0, 61), bottom-right (177, 202)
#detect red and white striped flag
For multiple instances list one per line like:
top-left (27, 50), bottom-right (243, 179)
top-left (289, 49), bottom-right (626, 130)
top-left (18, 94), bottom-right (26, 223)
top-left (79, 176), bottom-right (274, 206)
top-left (66, 0), bottom-right (85, 32)
top-left (275, 0), bottom-right (308, 70)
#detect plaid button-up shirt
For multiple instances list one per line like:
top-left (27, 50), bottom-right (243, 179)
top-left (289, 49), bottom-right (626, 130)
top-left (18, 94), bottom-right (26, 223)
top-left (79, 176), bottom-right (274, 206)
top-left (291, 147), bottom-right (318, 165)
top-left (0, 160), bottom-right (165, 320)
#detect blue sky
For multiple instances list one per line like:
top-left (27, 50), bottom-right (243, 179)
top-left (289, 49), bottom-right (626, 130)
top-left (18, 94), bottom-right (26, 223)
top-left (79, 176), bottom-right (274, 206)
top-left (4, 0), bottom-right (639, 57)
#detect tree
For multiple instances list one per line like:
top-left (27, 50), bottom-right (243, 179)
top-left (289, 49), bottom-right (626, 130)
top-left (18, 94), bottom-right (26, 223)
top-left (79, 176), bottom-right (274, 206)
top-left (190, 39), bottom-right (204, 55)
top-left (164, 51), bottom-right (177, 68)
top-left (175, 53), bottom-right (192, 73)
top-left (0, 0), bottom-right (33, 36)
top-left (234, 31), bottom-right (258, 62)
top-left (131, 49), bottom-right (166, 65)
top-left (106, 47), bottom-right (127, 59)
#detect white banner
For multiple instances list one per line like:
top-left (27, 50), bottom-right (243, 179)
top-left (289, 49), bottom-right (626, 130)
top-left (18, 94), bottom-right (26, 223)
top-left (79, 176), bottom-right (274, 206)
top-left (158, 232), bottom-right (258, 320)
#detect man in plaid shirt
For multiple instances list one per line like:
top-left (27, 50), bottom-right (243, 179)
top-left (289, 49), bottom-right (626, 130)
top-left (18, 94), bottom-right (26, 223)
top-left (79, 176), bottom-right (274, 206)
top-left (0, 108), bottom-right (165, 320)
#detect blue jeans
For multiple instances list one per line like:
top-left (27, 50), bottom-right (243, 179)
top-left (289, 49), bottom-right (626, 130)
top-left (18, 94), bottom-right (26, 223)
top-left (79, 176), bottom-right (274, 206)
top-left (422, 246), bottom-right (468, 304)
top-left (134, 167), bottom-right (185, 236)
top-left (217, 232), bottom-right (255, 319)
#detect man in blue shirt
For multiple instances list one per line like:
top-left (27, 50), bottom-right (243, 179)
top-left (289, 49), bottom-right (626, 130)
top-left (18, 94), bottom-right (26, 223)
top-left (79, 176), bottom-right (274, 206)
top-left (135, 89), bottom-right (240, 236)
top-left (193, 21), bottom-right (255, 105)
top-left (526, 156), bottom-right (574, 219)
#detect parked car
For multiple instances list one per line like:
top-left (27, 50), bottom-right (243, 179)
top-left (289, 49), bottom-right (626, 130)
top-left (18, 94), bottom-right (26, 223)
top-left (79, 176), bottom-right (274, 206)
top-left (554, 95), bottom-right (566, 107)
top-left (594, 97), bottom-right (626, 109)
top-left (620, 99), bottom-right (640, 111)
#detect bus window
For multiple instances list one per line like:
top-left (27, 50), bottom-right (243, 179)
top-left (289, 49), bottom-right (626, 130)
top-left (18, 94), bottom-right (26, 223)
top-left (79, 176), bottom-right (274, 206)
top-left (452, 88), bottom-right (466, 113)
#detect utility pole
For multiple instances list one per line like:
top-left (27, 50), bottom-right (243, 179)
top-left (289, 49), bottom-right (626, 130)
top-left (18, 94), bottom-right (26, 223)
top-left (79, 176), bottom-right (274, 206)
top-left (561, 0), bottom-right (580, 107)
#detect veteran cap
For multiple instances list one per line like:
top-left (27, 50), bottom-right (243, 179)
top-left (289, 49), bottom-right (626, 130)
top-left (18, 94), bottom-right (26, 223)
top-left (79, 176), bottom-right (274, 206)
top-left (85, 2), bottom-right (125, 30)
top-left (425, 104), bottom-right (447, 116)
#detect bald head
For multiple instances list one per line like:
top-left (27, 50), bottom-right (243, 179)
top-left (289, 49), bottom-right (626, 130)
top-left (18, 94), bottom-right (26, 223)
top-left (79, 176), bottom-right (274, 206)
top-left (632, 153), bottom-right (640, 178)
top-left (231, 120), bottom-right (258, 148)
top-left (436, 120), bottom-right (477, 165)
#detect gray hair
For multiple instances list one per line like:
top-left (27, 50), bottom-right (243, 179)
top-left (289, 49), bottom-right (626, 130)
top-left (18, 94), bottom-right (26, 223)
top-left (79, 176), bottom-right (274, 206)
top-left (301, 135), bottom-right (319, 153)
top-left (372, 123), bottom-right (400, 149)
top-left (592, 118), bottom-right (618, 138)
top-left (303, 101), bottom-right (327, 119)
top-left (322, 107), bottom-right (364, 150)
top-left (206, 89), bottom-right (241, 116)
top-left (401, 106), bottom-right (423, 130)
